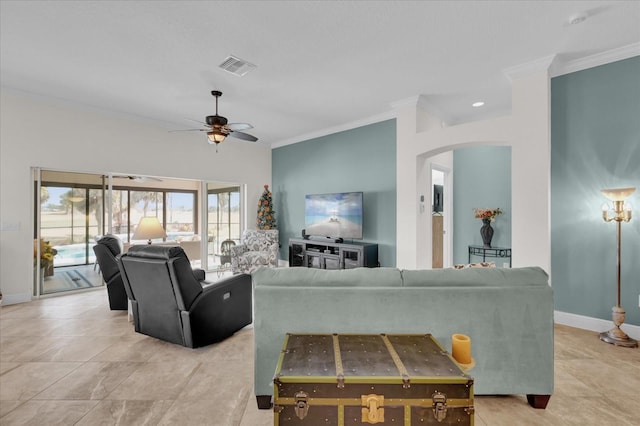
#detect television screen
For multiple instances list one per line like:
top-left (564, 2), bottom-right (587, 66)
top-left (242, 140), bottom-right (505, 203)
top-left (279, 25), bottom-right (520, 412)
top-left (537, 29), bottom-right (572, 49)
top-left (305, 192), bottom-right (363, 239)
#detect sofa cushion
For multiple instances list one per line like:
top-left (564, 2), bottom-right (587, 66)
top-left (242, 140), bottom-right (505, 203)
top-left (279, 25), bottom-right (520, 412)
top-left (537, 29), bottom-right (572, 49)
top-left (253, 267), bottom-right (403, 288)
top-left (401, 266), bottom-right (548, 287)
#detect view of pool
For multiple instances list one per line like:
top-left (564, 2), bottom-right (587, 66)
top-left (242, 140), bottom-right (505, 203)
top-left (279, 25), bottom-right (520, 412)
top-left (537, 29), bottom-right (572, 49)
top-left (52, 232), bottom-right (197, 266)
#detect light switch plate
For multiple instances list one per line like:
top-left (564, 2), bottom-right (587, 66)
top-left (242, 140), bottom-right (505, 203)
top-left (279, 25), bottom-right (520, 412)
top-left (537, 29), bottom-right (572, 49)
top-left (0, 222), bottom-right (21, 231)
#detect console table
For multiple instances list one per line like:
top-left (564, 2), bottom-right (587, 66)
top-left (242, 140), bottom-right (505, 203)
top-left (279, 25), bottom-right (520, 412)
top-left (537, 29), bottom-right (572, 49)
top-left (468, 245), bottom-right (512, 267)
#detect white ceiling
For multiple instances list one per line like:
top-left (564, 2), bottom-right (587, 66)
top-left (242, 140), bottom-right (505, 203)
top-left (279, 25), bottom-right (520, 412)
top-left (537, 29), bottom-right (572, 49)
top-left (1, 1), bottom-right (639, 148)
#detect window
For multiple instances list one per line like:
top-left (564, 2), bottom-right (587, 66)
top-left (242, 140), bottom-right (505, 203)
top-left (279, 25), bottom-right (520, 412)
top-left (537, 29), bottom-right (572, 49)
top-left (39, 184), bottom-right (103, 267)
top-left (34, 170), bottom-right (234, 296)
top-left (208, 186), bottom-right (240, 262)
top-left (112, 189), bottom-right (197, 243)
top-left (39, 182), bottom-right (198, 266)
top-left (165, 192), bottom-right (196, 240)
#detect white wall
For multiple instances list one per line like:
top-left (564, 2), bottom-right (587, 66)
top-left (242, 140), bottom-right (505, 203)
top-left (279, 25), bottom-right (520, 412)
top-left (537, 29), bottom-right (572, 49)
top-left (396, 68), bottom-right (551, 272)
top-left (0, 91), bottom-right (271, 304)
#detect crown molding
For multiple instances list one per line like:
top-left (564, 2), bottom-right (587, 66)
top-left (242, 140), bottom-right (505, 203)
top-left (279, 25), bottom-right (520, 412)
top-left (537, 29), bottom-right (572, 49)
top-left (270, 110), bottom-right (396, 149)
top-left (389, 95), bottom-right (421, 110)
top-left (502, 54), bottom-right (557, 82)
top-left (415, 95), bottom-right (455, 126)
top-left (550, 42), bottom-right (640, 77)
top-left (272, 44), bottom-right (640, 150)
top-left (389, 95), bottom-right (454, 126)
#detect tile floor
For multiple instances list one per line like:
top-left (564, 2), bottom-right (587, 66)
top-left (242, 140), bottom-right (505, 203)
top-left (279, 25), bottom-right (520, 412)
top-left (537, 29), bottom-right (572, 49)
top-left (1, 287), bottom-right (639, 425)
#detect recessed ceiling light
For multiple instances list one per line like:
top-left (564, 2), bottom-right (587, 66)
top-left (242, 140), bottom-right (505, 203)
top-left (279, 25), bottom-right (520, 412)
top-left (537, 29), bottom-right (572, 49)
top-left (472, 101), bottom-right (485, 108)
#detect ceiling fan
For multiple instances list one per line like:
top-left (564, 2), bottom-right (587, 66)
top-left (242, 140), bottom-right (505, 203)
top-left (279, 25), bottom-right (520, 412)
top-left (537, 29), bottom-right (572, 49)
top-left (170, 90), bottom-right (258, 150)
top-left (111, 175), bottom-right (163, 182)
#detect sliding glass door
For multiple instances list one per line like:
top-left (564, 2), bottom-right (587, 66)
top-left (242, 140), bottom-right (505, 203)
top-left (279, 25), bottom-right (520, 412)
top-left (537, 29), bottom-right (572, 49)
top-left (207, 185), bottom-right (241, 266)
top-left (36, 170), bottom-right (106, 295)
top-left (34, 169), bottom-right (245, 296)
top-left (39, 185), bottom-right (104, 267)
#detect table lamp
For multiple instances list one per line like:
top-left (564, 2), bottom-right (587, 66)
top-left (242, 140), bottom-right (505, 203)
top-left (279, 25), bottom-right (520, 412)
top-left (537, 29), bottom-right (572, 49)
top-left (133, 217), bottom-right (166, 245)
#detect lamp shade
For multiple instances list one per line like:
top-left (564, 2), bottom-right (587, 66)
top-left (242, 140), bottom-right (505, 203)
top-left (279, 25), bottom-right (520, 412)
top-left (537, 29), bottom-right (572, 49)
top-left (207, 130), bottom-right (227, 144)
top-left (133, 217), bottom-right (166, 242)
top-left (601, 187), bottom-right (636, 201)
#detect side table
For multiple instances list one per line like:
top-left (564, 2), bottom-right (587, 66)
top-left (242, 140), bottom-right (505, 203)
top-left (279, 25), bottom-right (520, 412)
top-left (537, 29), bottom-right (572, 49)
top-left (468, 245), bottom-right (512, 267)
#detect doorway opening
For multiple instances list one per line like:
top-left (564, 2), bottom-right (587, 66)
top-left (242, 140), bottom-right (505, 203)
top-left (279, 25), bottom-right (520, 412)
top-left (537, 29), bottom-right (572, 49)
top-left (431, 169), bottom-right (445, 268)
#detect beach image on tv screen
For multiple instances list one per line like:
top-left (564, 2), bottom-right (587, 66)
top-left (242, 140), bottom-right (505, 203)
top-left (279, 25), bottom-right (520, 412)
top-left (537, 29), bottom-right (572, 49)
top-left (305, 192), bottom-right (363, 239)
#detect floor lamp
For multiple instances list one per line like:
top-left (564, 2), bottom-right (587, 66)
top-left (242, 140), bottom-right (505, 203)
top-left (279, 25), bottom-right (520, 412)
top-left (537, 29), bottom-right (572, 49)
top-left (600, 187), bottom-right (637, 348)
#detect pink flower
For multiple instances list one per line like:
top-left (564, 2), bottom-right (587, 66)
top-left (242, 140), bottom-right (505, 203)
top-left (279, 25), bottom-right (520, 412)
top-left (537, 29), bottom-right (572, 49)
top-left (473, 208), bottom-right (503, 221)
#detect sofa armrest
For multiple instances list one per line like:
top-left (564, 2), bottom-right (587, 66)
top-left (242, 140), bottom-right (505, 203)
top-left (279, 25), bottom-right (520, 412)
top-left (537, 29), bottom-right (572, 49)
top-left (230, 245), bottom-right (248, 272)
top-left (267, 243), bottom-right (279, 267)
top-left (231, 244), bottom-right (248, 257)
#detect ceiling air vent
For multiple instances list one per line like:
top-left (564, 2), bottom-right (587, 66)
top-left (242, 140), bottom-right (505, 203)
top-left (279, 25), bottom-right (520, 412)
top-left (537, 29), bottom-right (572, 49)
top-left (219, 55), bottom-right (257, 77)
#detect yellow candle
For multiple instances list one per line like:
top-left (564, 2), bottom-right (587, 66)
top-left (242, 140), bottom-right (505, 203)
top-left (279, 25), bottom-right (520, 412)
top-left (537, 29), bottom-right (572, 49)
top-left (452, 334), bottom-right (472, 364)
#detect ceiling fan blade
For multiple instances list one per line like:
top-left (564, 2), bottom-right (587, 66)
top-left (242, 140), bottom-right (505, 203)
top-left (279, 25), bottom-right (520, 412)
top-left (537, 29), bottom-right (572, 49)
top-left (186, 118), bottom-right (207, 125)
top-left (229, 130), bottom-right (258, 142)
top-left (227, 122), bottom-right (253, 131)
top-left (112, 175), bottom-right (161, 182)
top-left (168, 128), bottom-right (209, 133)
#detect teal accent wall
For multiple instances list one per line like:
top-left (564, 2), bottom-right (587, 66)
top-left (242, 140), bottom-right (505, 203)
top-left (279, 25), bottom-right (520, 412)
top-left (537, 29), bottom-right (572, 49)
top-left (453, 146), bottom-right (512, 265)
top-left (551, 56), bottom-right (640, 326)
top-left (272, 119), bottom-right (397, 266)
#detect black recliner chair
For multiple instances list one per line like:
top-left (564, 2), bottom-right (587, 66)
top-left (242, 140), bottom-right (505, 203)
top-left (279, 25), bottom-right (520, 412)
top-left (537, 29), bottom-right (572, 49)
top-left (117, 245), bottom-right (252, 348)
top-left (93, 235), bottom-right (128, 310)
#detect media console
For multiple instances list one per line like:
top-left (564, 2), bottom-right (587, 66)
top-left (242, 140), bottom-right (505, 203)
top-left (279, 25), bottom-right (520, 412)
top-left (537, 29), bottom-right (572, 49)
top-left (289, 238), bottom-right (378, 269)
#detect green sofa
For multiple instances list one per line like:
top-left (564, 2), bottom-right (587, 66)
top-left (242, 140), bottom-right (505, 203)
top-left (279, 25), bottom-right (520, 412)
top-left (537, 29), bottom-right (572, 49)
top-left (252, 266), bottom-right (554, 409)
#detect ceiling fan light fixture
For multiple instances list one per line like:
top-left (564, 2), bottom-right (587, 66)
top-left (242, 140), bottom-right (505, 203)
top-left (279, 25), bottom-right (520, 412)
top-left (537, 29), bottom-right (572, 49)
top-left (170, 90), bottom-right (257, 149)
top-left (207, 130), bottom-right (227, 144)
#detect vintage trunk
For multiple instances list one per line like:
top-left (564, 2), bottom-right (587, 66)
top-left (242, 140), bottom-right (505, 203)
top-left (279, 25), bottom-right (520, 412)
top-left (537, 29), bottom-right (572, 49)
top-left (273, 333), bottom-right (474, 425)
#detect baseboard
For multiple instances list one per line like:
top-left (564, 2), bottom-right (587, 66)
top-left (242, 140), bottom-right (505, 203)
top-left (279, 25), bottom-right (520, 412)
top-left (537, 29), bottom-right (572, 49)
top-left (1, 292), bottom-right (32, 306)
top-left (555, 310), bottom-right (640, 340)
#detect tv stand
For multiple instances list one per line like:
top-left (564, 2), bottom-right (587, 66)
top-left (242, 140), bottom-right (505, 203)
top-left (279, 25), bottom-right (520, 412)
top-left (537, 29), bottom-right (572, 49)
top-left (289, 238), bottom-right (378, 269)
top-left (308, 235), bottom-right (343, 243)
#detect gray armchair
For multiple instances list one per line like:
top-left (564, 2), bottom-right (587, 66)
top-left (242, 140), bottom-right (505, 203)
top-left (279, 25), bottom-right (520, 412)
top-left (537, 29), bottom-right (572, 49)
top-left (117, 245), bottom-right (252, 348)
top-left (230, 229), bottom-right (279, 274)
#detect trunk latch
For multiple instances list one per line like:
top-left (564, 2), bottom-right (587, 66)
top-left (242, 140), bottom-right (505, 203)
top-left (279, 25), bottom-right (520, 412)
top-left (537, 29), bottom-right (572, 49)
top-left (432, 392), bottom-right (448, 422)
top-left (361, 394), bottom-right (385, 424)
top-left (294, 391), bottom-right (309, 420)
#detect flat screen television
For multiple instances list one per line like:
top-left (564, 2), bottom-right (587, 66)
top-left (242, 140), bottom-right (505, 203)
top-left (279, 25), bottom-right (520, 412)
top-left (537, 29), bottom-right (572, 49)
top-left (305, 192), bottom-right (363, 240)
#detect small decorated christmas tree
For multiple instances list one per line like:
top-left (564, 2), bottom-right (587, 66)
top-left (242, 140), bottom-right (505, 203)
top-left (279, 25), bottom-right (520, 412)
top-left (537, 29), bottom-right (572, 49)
top-left (257, 185), bottom-right (276, 230)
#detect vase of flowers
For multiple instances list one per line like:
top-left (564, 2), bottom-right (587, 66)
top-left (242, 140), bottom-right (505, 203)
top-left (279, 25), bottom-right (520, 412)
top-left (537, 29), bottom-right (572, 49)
top-left (473, 208), bottom-right (502, 248)
top-left (34, 239), bottom-right (57, 277)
